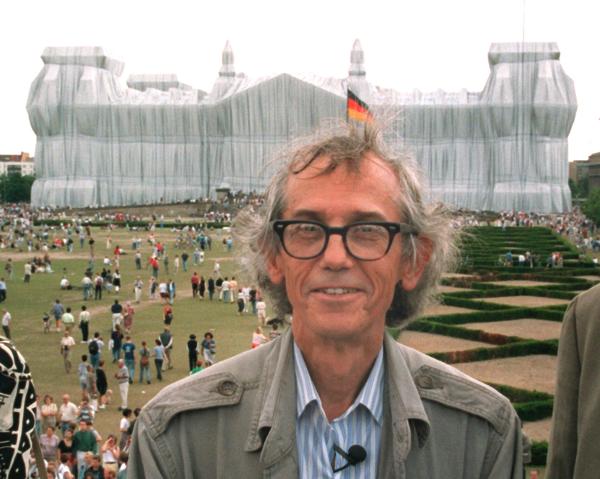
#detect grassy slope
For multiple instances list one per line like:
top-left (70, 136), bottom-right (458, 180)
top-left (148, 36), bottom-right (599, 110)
top-left (3, 226), bottom-right (262, 439)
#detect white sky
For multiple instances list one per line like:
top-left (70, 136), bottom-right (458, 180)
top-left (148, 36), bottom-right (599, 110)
top-left (1, 0), bottom-right (598, 162)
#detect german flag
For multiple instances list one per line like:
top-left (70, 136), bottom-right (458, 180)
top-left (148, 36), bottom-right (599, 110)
top-left (347, 88), bottom-right (373, 123)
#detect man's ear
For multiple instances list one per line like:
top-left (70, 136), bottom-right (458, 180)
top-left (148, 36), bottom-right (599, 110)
top-left (266, 254), bottom-right (284, 285)
top-left (400, 236), bottom-right (432, 292)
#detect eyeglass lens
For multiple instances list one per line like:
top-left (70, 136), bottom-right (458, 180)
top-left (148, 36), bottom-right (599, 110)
top-left (282, 223), bottom-right (390, 260)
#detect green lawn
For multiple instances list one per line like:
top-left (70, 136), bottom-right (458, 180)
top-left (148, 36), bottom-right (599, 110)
top-left (2, 226), bottom-right (266, 439)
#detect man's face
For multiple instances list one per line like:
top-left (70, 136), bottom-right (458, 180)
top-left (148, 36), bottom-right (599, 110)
top-left (268, 153), bottom-right (427, 343)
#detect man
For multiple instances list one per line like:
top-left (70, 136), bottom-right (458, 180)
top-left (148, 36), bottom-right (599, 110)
top-left (1, 308), bottom-right (11, 339)
top-left (221, 277), bottom-right (231, 303)
top-left (58, 394), bottom-right (79, 435)
top-left (546, 282), bottom-right (600, 478)
top-left (115, 358), bottom-right (130, 410)
top-left (24, 261), bottom-right (32, 283)
top-left (133, 276), bottom-right (143, 304)
top-left (135, 250), bottom-right (142, 270)
top-left (81, 274), bottom-right (93, 300)
top-left (39, 425), bottom-right (60, 462)
top-left (255, 295), bottom-right (267, 327)
top-left (130, 127), bottom-right (522, 477)
top-left (78, 305), bottom-right (91, 343)
top-left (111, 299), bottom-right (123, 331)
top-left (60, 331), bottom-right (76, 373)
top-left (187, 334), bottom-right (198, 372)
top-left (62, 306), bottom-right (75, 333)
top-left (159, 327), bottom-right (173, 369)
top-left (229, 276), bottom-right (238, 303)
top-left (122, 336), bottom-right (136, 384)
top-left (84, 454), bottom-right (104, 479)
top-left (52, 299), bottom-right (64, 332)
top-left (72, 420), bottom-right (99, 479)
top-left (88, 332), bottom-right (103, 369)
top-left (60, 276), bottom-right (71, 290)
top-left (93, 273), bottom-right (103, 300)
top-left (4, 258), bottom-right (13, 280)
top-left (191, 272), bottom-right (199, 299)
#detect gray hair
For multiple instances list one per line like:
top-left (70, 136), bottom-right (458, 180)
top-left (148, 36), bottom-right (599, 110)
top-left (234, 123), bottom-right (457, 328)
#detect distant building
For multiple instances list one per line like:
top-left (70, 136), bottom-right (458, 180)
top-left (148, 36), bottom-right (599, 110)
top-left (0, 153), bottom-right (35, 176)
top-left (569, 161), bottom-right (588, 183)
top-left (587, 153), bottom-right (600, 191)
top-left (28, 42), bottom-right (576, 211)
top-left (570, 153), bottom-right (600, 191)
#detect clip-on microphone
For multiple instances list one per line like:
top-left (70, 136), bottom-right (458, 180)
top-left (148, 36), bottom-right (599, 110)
top-left (332, 444), bottom-right (367, 473)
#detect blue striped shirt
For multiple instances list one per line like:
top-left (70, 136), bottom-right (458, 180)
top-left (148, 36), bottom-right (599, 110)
top-left (294, 343), bottom-right (384, 478)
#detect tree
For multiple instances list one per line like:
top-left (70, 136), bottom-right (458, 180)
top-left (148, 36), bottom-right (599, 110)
top-left (569, 176), bottom-right (589, 199)
top-left (569, 178), bottom-right (579, 198)
top-left (582, 188), bottom-right (600, 226)
top-left (0, 174), bottom-right (35, 202)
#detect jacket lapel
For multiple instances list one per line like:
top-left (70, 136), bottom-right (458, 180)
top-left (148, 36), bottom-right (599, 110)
top-left (244, 329), bottom-right (298, 477)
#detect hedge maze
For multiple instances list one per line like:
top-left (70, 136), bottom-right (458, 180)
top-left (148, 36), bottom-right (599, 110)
top-left (393, 226), bottom-right (600, 465)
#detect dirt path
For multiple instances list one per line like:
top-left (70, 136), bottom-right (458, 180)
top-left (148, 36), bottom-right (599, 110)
top-left (453, 355), bottom-right (557, 394)
top-left (462, 319), bottom-right (562, 341)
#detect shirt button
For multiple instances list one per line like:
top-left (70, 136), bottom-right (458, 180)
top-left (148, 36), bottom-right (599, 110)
top-left (416, 375), bottom-right (435, 389)
top-left (217, 380), bottom-right (238, 396)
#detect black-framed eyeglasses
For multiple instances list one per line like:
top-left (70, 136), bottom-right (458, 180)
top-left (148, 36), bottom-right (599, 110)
top-left (272, 220), bottom-right (418, 261)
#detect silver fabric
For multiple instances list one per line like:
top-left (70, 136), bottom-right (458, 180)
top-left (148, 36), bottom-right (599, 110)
top-left (27, 42), bottom-right (576, 212)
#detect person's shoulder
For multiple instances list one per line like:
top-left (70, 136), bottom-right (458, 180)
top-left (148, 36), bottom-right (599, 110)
top-left (392, 340), bottom-right (516, 435)
top-left (570, 281), bottom-right (600, 311)
top-left (140, 339), bottom-right (277, 435)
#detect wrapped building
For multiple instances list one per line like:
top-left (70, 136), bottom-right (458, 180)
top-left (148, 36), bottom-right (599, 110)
top-left (27, 41), bottom-right (576, 211)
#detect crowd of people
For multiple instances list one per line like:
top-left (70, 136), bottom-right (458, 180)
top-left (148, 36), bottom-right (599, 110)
top-left (0, 211), bottom-right (283, 479)
top-left (0, 189), bottom-right (599, 477)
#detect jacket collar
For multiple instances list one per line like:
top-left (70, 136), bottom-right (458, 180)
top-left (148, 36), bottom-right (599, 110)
top-left (244, 328), bottom-right (431, 472)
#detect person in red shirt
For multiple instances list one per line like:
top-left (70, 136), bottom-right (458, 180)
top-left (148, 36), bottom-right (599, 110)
top-left (191, 272), bottom-right (200, 299)
top-left (163, 304), bottom-right (173, 326)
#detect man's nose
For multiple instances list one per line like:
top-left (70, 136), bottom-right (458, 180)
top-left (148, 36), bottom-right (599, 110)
top-left (319, 233), bottom-right (353, 268)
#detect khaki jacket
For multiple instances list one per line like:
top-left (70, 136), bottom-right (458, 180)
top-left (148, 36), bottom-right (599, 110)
top-left (547, 282), bottom-right (600, 479)
top-left (129, 329), bottom-right (522, 478)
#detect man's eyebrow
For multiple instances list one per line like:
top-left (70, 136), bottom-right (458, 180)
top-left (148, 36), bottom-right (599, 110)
top-left (284, 209), bottom-right (390, 222)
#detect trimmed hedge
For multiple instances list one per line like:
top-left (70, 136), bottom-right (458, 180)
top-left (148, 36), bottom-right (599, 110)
top-left (406, 320), bottom-right (521, 345)
top-left (443, 287), bottom-right (576, 300)
top-left (441, 296), bottom-right (513, 311)
top-left (514, 400), bottom-right (554, 422)
top-left (531, 441), bottom-right (548, 466)
top-left (486, 383), bottom-right (552, 402)
top-left (34, 219), bottom-right (231, 229)
top-left (428, 339), bottom-right (558, 364)
top-left (419, 308), bottom-right (532, 325)
top-left (529, 308), bottom-right (566, 321)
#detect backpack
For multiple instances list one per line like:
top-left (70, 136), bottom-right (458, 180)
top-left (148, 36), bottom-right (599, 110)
top-left (88, 340), bottom-right (99, 355)
top-left (140, 349), bottom-right (150, 367)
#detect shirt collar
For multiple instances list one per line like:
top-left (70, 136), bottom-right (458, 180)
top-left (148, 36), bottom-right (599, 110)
top-left (293, 342), bottom-right (384, 425)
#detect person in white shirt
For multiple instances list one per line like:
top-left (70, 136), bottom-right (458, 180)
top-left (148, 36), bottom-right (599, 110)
top-left (57, 453), bottom-right (74, 479)
top-left (78, 306), bottom-right (91, 343)
top-left (115, 359), bottom-right (130, 410)
top-left (60, 331), bottom-right (76, 373)
top-left (256, 299), bottom-right (267, 327)
top-left (2, 309), bottom-right (11, 339)
top-left (60, 277), bottom-right (70, 290)
top-left (58, 394), bottom-right (79, 435)
top-left (133, 277), bottom-right (143, 304)
top-left (101, 434), bottom-right (120, 476)
top-left (158, 281), bottom-right (168, 303)
top-left (221, 278), bottom-right (231, 302)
